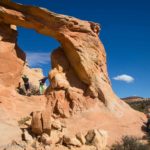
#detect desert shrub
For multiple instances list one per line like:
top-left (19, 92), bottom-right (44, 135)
top-left (18, 116), bottom-right (31, 125)
top-left (126, 100), bottom-right (150, 113)
top-left (129, 103), bottom-right (149, 113)
top-left (111, 136), bottom-right (150, 150)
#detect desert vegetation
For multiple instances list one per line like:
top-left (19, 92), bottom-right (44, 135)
top-left (111, 136), bottom-right (150, 150)
top-left (124, 98), bottom-right (150, 113)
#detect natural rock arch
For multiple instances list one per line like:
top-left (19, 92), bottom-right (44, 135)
top-left (0, 1), bottom-right (147, 147)
top-left (0, 1), bottom-right (129, 115)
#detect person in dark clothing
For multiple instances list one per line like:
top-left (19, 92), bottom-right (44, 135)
top-left (22, 75), bottom-right (30, 95)
top-left (39, 77), bottom-right (48, 95)
top-left (17, 82), bottom-right (26, 95)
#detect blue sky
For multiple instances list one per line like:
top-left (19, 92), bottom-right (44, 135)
top-left (13, 0), bottom-right (150, 98)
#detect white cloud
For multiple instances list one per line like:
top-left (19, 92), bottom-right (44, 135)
top-left (26, 52), bottom-right (50, 66)
top-left (113, 74), bottom-right (134, 83)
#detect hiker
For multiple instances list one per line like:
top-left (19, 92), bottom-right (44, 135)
top-left (17, 82), bottom-right (26, 95)
top-left (22, 75), bottom-right (30, 95)
top-left (39, 77), bottom-right (48, 95)
top-left (146, 113), bottom-right (150, 132)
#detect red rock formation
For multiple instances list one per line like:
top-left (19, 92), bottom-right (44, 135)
top-left (31, 108), bottom-right (51, 135)
top-left (0, 0), bottom-right (121, 112)
top-left (0, 22), bottom-right (25, 87)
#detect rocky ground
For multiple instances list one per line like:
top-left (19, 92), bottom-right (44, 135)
top-left (0, 89), bottom-right (146, 150)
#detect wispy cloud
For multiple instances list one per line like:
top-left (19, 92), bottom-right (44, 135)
top-left (113, 74), bottom-right (135, 83)
top-left (26, 52), bottom-right (50, 67)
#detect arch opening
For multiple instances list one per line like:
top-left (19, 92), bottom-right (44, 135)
top-left (16, 27), bottom-right (60, 95)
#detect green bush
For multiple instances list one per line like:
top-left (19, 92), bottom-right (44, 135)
top-left (111, 136), bottom-right (150, 150)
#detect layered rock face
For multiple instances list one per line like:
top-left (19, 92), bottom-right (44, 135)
top-left (0, 22), bottom-right (25, 87)
top-left (48, 47), bottom-right (99, 117)
top-left (0, 1), bottom-right (121, 114)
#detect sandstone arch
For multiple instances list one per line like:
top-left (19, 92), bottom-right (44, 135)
top-left (0, 1), bottom-right (135, 115)
top-left (0, 1), bottom-right (147, 147)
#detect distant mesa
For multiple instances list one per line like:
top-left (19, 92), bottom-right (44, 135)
top-left (122, 96), bottom-right (150, 103)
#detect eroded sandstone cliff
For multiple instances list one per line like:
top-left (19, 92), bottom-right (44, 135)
top-left (0, 0), bottom-right (120, 111)
top-left (0, 22), bottom-right (25, 87)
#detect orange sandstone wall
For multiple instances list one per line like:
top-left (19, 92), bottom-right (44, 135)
top-left (0, 23), bottom-right (25, 87)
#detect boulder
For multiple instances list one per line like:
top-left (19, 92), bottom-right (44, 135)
top-left (85, 130), bottom-right (95, 143)
top-left (45, 145), bottom-right (51, 150)
top-left (92, 130), bottom-right (108, 150)
top-left (24, 145), bottom-right (35, 150)
top-left (48, 90), bottom-right (70, 118)
top-left (41, 133), bottom-right (52, 145)
top-left (31, 105), bottom-right (51, 135)
top-left (4, 144), bottom-right (24, 150)
top-left (50, 130), bottom-right (64, 144)
top-left (63, 135), bottom-right (82, 147)
top-left (23, 130), bottom-right (33, 143)
top-left (71, 145), bottom-right (97, 150)
top-left (30, 93), bottom-right (51, 136)
top-left (85, 129), bottom-right (108, 150)
top-left (76, 132), bottom-right (86, 145)
top-left (50, 68), bottom-right (70, 89)
top-left (41, 108), bottom-right (51, 135)
top-left (31, 111), bottom-right (43, 135)
top-left (52, 120), bottom-right (62, 131)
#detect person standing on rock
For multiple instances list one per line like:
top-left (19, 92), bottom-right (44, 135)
top-left (22, 75), bottom-right (30, 96)
top-left (39, 77), bottom-right (48, 95)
